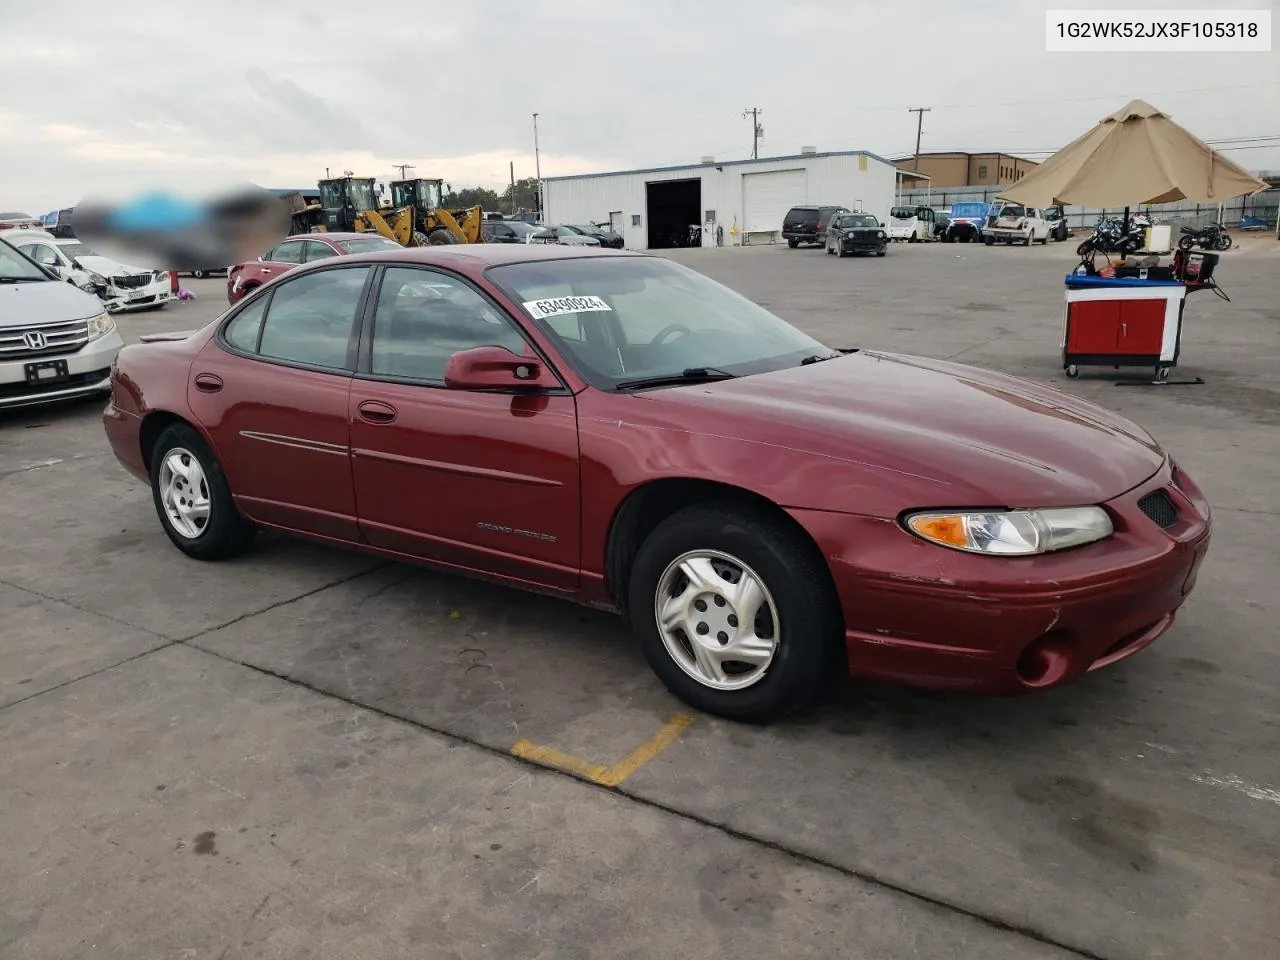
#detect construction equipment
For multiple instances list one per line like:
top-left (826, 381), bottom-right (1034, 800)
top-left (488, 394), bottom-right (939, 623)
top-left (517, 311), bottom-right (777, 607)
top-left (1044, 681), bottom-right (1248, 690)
top-left (390, 178), bottom-right (484, 245)
top-left (313, 176), bottom-right (483, 247)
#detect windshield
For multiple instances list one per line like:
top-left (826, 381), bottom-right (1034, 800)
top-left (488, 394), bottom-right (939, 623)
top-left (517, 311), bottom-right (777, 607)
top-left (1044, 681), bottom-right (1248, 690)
top-left (888, 206), bottom-right (917, 220)
top-left (487, 256), bottom-right (830, 389)
top-left (336, 236), bottom-right (404, 254)
top-left (571, 225), bottom-right (599, 234)
top-left (57, 241), bottom-right (93, 259)
top-left (415, 181), bottom-right (443, 208)
top-left (951, 203), bottom-right (987, 219)
top-left (0, 240), bottom-right (50, 281)
top-left (507, 222), bottom-right (539, 236)
top-left (836, 215), bottom-right (878, 228)
top-left (348, 181), bottom-right (377, 211)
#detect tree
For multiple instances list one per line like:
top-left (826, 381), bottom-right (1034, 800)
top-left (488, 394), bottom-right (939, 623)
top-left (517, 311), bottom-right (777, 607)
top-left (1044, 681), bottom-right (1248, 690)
top-left (441, 186), bottom-right (501, 210)
top-left (500, 177), bottom-right (542, 213)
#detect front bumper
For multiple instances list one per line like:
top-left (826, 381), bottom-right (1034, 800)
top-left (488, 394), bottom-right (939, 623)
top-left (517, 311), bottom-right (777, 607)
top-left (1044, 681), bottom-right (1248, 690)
top-left (0, 329), bottom-right (123, 410)
top-left (104, 282), bottom-right (174, 313)
top-left (837, 235), bottom-right (886, 252)
top-left (791, 458), bottom-right (1211, 694)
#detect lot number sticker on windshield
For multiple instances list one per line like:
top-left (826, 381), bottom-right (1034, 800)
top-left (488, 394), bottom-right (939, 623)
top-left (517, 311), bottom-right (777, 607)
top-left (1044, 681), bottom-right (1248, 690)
top-left (523, 296), bottom-right (613, 319)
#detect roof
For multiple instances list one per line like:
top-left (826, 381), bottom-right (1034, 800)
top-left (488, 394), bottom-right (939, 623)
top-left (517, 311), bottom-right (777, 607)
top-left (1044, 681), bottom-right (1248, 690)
top-left (283, 231), bottom-right (374, 242)
top-left (542, 149), bottom-right (896, 184)
top-left (330, 243), bottom-right (641, 271)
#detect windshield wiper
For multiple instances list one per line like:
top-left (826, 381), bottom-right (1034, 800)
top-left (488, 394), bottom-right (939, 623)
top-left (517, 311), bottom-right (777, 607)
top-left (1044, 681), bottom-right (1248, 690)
top-left (614, 367), bottom-right (737, 391)
top-left (800, 352), bottom-right (843, 365)
top-left (0, 276), bottom-right (44, 283)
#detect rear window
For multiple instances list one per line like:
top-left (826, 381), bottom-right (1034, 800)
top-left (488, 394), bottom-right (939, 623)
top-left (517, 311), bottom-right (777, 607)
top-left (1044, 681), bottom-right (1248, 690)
top-left (996, 206), bottom-right (1027, 218)
top-left (951, 203), bottom-right (987, 219)
top-left (889, 206), bottom-right (917, 220)
top-left (785, 207), bottom-right (819, 223)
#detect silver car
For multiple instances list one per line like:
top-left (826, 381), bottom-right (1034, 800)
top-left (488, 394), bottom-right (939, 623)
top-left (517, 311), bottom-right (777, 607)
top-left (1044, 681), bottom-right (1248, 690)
top-left (0, 237), bottom-right (123, 411)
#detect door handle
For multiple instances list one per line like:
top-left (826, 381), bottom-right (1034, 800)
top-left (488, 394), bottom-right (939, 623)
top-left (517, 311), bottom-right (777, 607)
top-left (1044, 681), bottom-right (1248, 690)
top-left (1121, 322), bottom-right (1127, 337)
top-left (357, 400), bottom-right (397, 424)
top-left (193, 373), bottom-right (223, 393)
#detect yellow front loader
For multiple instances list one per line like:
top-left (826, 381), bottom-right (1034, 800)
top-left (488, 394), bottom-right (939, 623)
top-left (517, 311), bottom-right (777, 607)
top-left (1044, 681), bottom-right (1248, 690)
top-left (314, 176), bottom-right (483, 247)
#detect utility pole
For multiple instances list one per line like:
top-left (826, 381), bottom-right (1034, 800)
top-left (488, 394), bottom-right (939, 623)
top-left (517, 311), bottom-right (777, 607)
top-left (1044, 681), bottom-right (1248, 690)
top-left (742, 107), bottom-right (763, 160)
top-left (908, 107), bottom-right (931, 170)
top-left (532, 113), bottom-right (542, 216)
top-left (393, 163), bottom-right (415, 179)
top-left (509, 160), bottom-right (516, 214)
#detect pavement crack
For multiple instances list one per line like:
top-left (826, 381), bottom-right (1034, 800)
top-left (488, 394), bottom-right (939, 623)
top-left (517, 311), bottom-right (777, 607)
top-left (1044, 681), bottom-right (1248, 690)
top-left (180, 562), bottom-right (394, 643)
top-left (176, 641), bottom-right (1108, 960)
top-left (0, 576), bottom-right (169, 640)
top-left (0, 640), bottom-right (179, 714)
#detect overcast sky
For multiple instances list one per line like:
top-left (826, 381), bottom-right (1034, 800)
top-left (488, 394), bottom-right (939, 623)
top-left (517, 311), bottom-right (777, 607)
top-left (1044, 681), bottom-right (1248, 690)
top-left (1, 0), bottom-right (1276, 212)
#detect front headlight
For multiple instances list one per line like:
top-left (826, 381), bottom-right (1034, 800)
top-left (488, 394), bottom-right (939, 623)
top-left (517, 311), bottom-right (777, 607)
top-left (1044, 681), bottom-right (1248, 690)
top-left (86, 312), bottom-right (116, 340)
top-left (903, 506), bottom-right (1113, 556)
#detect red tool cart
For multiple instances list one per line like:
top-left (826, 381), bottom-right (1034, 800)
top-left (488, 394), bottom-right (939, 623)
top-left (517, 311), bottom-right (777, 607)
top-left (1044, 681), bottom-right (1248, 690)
top-left (1061, 252), bottom-right (1219, 385)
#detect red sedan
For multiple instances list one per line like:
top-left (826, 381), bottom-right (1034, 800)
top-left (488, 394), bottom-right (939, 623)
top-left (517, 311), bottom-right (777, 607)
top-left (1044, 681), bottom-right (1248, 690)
top-left (226, 231), bottom-right (403, 305)
top-left (103, 245), bottom-right (1212, 723)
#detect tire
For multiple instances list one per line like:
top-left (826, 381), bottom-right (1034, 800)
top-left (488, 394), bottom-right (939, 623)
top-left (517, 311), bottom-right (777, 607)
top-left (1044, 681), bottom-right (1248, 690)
top-left (1024, 231), bottom-right (1034, 246)
top-left (1065, 365), bottom-right (1080, 379)
top-left (787, 239), bottom-right (799, 249)
top-left (984, 237), bottom-right (995, 247)
top-left (876, 246), bottom-right (886, 257)
top-left (1215, 233), bottom-right (1232, 251)
top-left (149, 423), bottom-right (255, 561)
top-left (412, 231), bottom-right (431, 247)
top-left (191, 269), bottom-right (207, 279)
top-left (1177, 235), bottom-right (1195, 251)
top-left (428, 228), bottom-right (460, 245)
top-left (908, 232), bottom-right (918, 244)
top-left (626, 504), bottom-right (841, 724)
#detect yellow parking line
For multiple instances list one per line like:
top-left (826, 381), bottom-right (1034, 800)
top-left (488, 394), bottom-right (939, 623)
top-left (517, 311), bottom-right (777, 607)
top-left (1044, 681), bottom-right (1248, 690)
top-left (510, 713), bottom-right (697, 788)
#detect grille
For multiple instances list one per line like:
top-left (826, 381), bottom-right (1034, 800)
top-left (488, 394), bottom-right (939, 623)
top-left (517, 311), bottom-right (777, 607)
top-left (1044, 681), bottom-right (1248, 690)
top-left (1137, 489), bottom-right (1178, 529)
top-left (111, 273), bottom-right (152, 289)
top-left (0, 319), bottom-right (91, 360)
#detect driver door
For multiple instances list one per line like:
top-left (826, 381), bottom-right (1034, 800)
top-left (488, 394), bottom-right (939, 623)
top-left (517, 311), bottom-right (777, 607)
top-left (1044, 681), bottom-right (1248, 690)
top-left (348, 266), bottom-right (581, 590)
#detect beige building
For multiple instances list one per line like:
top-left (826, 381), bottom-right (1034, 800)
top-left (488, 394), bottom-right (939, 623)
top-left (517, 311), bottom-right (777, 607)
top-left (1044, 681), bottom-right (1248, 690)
top-left (893, 152), bottom-right (1039, 188)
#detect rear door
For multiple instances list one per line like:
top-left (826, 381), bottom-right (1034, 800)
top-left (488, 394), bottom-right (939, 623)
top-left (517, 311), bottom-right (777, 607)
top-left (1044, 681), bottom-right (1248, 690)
top-left (188, 265), bottom-right (372, 541)
top-left (348, 265), bottom-right (581, 589)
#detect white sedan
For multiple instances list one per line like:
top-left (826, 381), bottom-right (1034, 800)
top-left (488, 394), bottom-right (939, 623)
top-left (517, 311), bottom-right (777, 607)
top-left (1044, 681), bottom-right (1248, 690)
top-left (7, 232), bottom-right (175, 313)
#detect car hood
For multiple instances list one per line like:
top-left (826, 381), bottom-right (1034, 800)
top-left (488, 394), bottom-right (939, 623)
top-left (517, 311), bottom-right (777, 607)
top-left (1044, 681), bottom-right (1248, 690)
top-left (76, 254), bottom-right (152, 277)
top-left (642, 351), bottom-right (1165, 508)
top-left (0, 279), bottom-right (105, 327)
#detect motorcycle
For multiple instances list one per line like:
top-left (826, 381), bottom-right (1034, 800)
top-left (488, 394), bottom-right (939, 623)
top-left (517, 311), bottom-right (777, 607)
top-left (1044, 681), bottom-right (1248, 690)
top-left (1177, 221), bottom-right (1232, 252)
top-left (1076, 213), bottom-right (1152, 257)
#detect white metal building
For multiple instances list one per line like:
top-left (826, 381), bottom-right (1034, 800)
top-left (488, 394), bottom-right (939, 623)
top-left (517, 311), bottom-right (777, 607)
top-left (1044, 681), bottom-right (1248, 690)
top-left (542, 149), bottom-right (898, 251)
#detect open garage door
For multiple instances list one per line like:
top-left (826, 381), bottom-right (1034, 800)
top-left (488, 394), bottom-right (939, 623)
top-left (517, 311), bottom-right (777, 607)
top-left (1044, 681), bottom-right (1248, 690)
top-left (742, 169), bottom-right (807, 238)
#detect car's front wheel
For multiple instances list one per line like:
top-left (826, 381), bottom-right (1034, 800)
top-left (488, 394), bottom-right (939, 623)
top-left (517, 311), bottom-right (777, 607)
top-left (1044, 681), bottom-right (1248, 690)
top-left (627, 504), bottom-right (840, 724)
top-left (150, 423), bottom-right (255, 561)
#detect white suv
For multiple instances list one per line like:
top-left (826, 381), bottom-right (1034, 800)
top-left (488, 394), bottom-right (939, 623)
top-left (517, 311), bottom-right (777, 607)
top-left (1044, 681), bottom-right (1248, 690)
top-left (983, 203), bottom-right (1050, 246)
top-left (0, 237), bottom-right (123, 411)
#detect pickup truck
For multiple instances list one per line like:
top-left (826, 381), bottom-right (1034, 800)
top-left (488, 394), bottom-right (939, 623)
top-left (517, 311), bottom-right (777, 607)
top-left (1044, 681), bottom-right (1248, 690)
top-left (983, 203), bottom-right (1051, 246)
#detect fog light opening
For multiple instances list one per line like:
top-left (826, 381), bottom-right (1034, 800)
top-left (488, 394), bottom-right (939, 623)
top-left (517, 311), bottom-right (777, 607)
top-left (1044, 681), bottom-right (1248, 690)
top-left (1016, 631), bottom-right (1074, 688)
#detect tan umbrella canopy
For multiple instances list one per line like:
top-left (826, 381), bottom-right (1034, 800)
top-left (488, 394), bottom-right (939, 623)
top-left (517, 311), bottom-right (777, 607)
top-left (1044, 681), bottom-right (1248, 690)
top-left (1000, 99), bottom-right (1270, 208)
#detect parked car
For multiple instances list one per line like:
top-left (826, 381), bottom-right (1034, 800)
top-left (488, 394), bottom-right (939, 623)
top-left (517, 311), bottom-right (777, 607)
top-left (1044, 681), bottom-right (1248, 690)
top-left (7, 231), bottom-right (175, 313)
top-left (782, 205), bottom-right (849, 248)
top-left (483, 220), bottom-right (543, 244)
top-left (1044, 205), bottom-right (1069, 242)
top-left (885, 205), bottom-right (941, 243)
top-left (984, 203), bottom-right (1051, 246)
top-left (508, 212), bottom-right (542, 225)
top-left (567, 224), bottom-right (625, 249)
top-left (944, 202), bottom-right (992, 243)
top-left (932, 208), bottom-right (952, 240)
top-left (226, 232), bottom-right (403, 304)
top-left (0, 236), bottom-right (123, 411)
top-left (531, 225), bottom-right (601, 246)
top-left (102, 244), bottom-right (1211, 723)
top-left (824, 213), bottom-right (888, 257)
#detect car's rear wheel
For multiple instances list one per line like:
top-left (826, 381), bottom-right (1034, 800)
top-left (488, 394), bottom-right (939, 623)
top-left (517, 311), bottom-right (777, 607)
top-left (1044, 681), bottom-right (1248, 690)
top-left (787, 239), bottom-right (799, 249)
top-left (627, 504), bottom-right (840, 724)
top-left (150, 423), bottom-right (255, 561)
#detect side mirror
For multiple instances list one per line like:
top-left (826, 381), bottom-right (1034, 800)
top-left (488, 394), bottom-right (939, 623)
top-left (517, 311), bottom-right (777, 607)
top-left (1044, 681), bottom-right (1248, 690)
top-left (443, 345), bottom-right (559, 391)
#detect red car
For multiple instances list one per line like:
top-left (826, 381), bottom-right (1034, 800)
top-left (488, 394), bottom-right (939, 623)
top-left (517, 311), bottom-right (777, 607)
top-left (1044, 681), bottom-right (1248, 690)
top-left (103, 245), bottom-right (1212, 723)
top-left (226, 231), bottom-right (403, 305)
